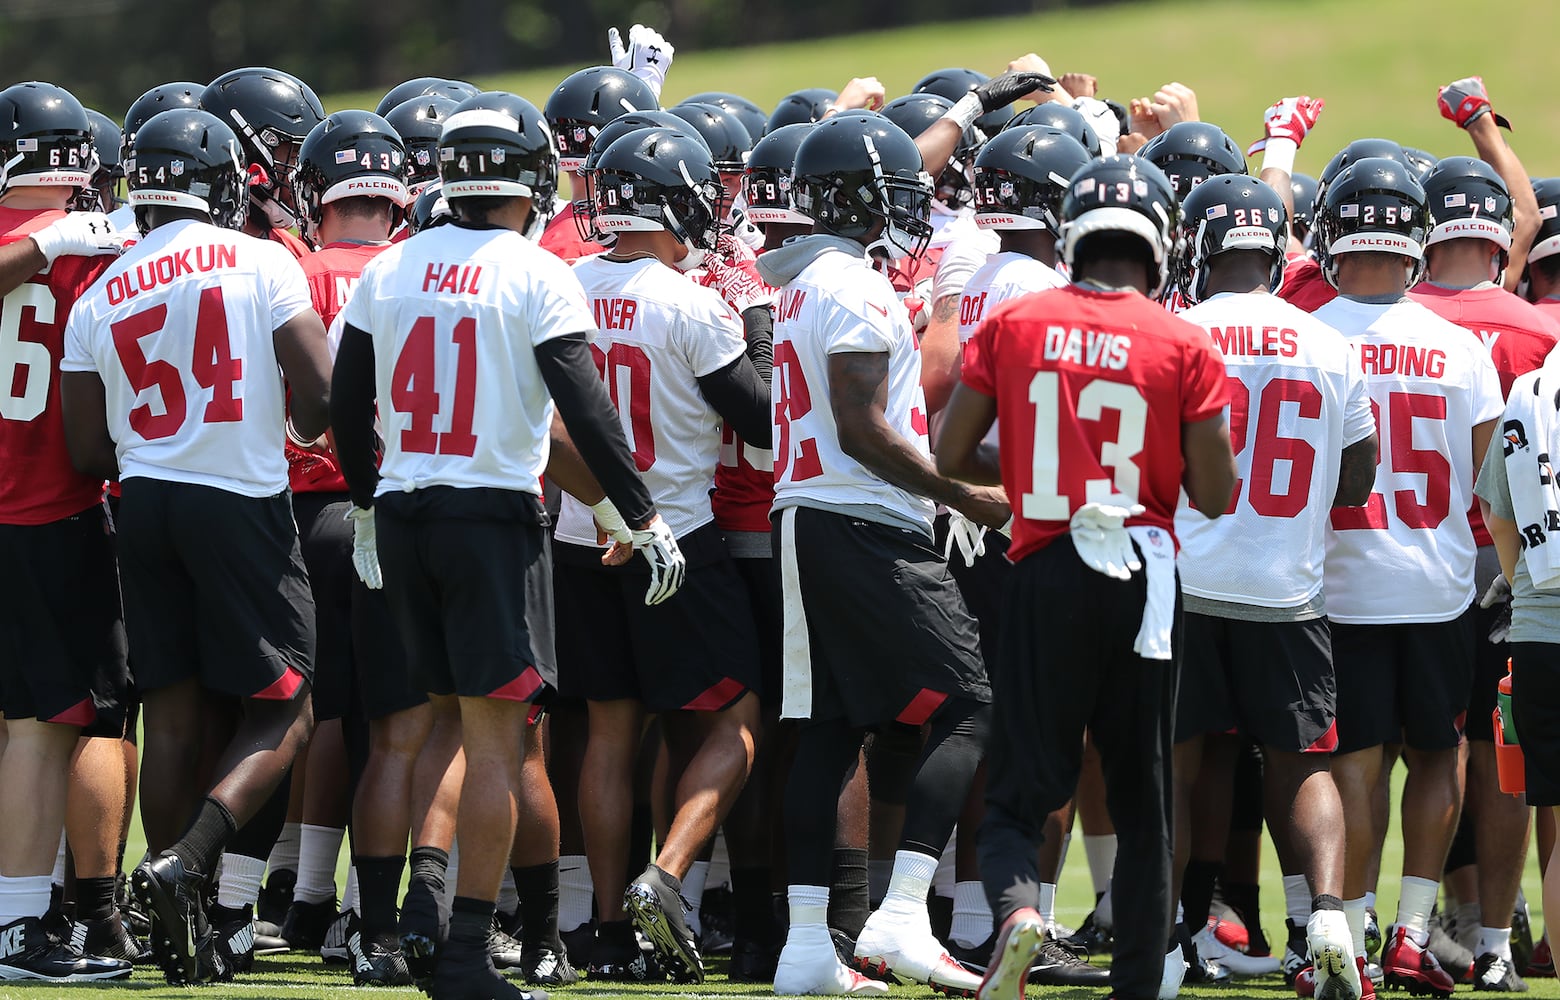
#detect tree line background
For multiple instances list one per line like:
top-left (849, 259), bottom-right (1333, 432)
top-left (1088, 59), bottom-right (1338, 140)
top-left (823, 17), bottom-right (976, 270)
top-left (0, 0), bottom-right (1107, 119)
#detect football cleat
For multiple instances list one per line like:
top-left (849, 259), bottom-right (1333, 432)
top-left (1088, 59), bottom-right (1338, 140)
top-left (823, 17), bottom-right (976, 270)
top-left (854, 903), bottom-right (983, 996)
top-left (1309, 955), bottom-right (1378, 999)
top-left (486, 916), bottom-right (526, 970)
top-left (209, 903), bottom-right (255, 979)
top-left (777, 924), bottom-right (890, 995)
top-left (1285, 919), bottom-right (1311, 986)
top-left (1211, 913), bottom-right (1251, 953)
top-left (255, 868), bottom-right (294, 944)
top-left (349, 928), bottom-right (413, 987)
top-left (1065, 907), bottom-right (1114, 955)
top-left (519, 942), bottom-right (578, 987)
top-left (1029, 937), bottom-right (1110, 987)
top-left (1193, 923), bottom-right (1281, 976)
top-left (0, 914), bottom-right (131, 982)
top-left (1472, 951), bottom-right (1528, 992)
top-left (320, 906), bottom-right (357, 964)
top-left (1427, 917), bottom-right (1476, 984)
top-left (625, 865), bottom-right (704, 984)
top-left (1306, 909), bottom-right (1362, 1000)
top-left (729, 937), bottom-right (780, 982)
top-left (1161, 943), bottom-right (1189, 999)
top-left (1525, 933), bottom-right (1553, 978)
top-left (130, 850), bottom-right (207, 985)
top-left (1366, 908), bottom-right (1382, 961)
top-left (584, 920), bottom-right (657, 982)
top-left (280, 896), bottom-right (338, 953)
top-left (430, 957), bottom-right (550, 1000)
top-left (975, 907), bottom-right (1043, 1000)
top-left (75, 911), bottom-right (146, 964)
top-left (1180, 923), bottom-right (1231, 984)
top-left (1383, 924), bottom-right (1456, 998)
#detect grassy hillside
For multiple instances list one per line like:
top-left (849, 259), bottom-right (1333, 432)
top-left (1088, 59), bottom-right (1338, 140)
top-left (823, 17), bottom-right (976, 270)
top-left (325, 0), bottom-right (1560, 178)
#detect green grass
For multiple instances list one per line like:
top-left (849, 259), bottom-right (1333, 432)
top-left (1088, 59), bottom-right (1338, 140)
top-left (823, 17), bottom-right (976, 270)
top-left (325, 0), bottom-right (1560, 177)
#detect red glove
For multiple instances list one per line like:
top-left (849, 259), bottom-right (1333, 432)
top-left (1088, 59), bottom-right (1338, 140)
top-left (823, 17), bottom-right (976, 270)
top-left (697, 235), bottom-right (773, 313)
top-left (1438, 76), bottom-right (1512, 130)
top-left (1246, 96), bottom-right (1325, 156)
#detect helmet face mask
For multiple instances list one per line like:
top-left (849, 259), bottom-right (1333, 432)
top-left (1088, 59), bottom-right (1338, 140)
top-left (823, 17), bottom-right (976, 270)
top-left (202, 67), bottom-right (326, 230)
top-left (793, 116), bottom-right (934, 259)
top-left (126, 108), bottom-right (247, 233)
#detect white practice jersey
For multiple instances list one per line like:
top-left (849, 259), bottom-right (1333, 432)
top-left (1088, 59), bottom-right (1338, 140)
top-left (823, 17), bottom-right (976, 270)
top-left (1315, 296), bottom-right (1504, 623)
top-left (772, 247), bottom-right (935, 531)
top-left (555, 256), bottom-right (747, 544)
top-left (1175, 293), bottom-right (1375, 607)
top-left (62, 219), bottom-right (310, 496)
top-left (339, 223), bottom-right (594, 498)
top-left (931, 216), bottom-right (1000, 305)
top-left (956, 251), bottom-right (1067, 448)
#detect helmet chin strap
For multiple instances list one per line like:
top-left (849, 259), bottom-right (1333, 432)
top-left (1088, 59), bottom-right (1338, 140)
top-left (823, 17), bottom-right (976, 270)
top-left (251, 189), bottom-right (296, 230)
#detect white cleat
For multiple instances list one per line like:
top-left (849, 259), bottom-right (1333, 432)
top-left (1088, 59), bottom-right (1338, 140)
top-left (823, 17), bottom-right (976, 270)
top-left (1192, 924), bottom-right (1282, 977)
top-left (1160, 944), bottom-right (1189, 999)
top-left (976, 908), bottom-right (1044, 1000)
top-left (854, 905), bottom-right (983, 996)
top-left (775, 926), bottom-right (889, 996)
top-left (1307, 910), bottom-right (1362, 1000)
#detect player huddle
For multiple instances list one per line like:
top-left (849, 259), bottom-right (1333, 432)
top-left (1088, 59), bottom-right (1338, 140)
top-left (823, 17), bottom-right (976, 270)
top-left (0, 21), bottom-right (1557, 1000)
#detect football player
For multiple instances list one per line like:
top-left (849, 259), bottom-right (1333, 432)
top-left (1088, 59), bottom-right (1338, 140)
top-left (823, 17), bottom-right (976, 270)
top-left (117, 82), bottom-right (203, 233)
top-left (756, 113), bottom-right (1008, 997)
top-left (0, 80), bottom-right (134, 984)
top-left (934, 153), bottom-right (1236, 1000)
top-left (1171, 175), bottom-right (1378, 1000)
top-left (1312, 158), bottom-right (1503, 999)
top-left (200, 67), bottom-right (327, 258)
top-left (1522, 178), bottom-right (1560, 320)
top-left (559, 125), bottom-right (769, 985)
top-left (329, 91), bottom-right (684, 1000)
top-left (59, 106), bottom-right (333, 985)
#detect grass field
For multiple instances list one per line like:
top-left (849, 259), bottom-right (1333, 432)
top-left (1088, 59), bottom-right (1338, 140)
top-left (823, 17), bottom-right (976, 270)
top-left (326, 0), bottom-right (1560, 177)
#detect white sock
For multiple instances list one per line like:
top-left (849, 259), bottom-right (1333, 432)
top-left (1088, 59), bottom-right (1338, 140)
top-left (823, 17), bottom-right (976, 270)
top-left (950, 881), bottom-right (992, 948)
top-left (1479, 926), bottom-right (1513, 961)
top-left (1096, 881), bottom-right (1114, 928)
top-left (1397, 876), bottom-right (1439, 941)
top-left (497, 867), bottom-right (519, 917)
top-left (51, 833), bottom-right (66, 886)
top-left (559, 855), bottom-right (592, 933)
top-left (294, 824), bottom-right (345, 904)
top-left (788, 884), bottom-right (830, 929)
top-left (1364, 890), bottom-right (1377, 911)
top-left (682, 861), bottom-right (709, 938)
top-left (342, 866), bottom-right (359, 912)
top-left (881, 850), bottom-right (937, 911)
top-left (268, 822), bottom-right (301, 875)
top-left (217, 852), bottom-right (268, 910)
top-left (1345, 897), bottom-right (1368, 958)
top-left (0, 875), bottom-right (54, 925)
top-left (1039, 883), bottom-right (1058, 925)
top-left (1083, 835), bottom-right (1116, 897)
top-left (1284, 874), bottom-right (1311, 925)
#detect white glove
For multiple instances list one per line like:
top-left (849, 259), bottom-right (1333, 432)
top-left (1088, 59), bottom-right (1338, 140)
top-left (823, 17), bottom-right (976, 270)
top-left (631, 515), bottom-right (686, 606)
top-left (1069, 500), bottom-right (1146, 581)
top-left (1479, 573), bottom-right (1513, 609)
top-left (345, 506), bottom-right (383, 589)
top-left (30, 211), bottom-right (125, 263)
top-left (943, 509), bottom-right (988, 568)
top-left (608, 24), bottom-right (675, 99)
top-left (996, 516), bottom-right (1013, 539)
top-left (589, 497), bottom-right (634, 546)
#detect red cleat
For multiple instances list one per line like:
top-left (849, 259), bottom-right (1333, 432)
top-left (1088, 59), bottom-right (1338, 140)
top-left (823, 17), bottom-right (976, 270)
top-left (1382, 925), bottom-right (1454, 998)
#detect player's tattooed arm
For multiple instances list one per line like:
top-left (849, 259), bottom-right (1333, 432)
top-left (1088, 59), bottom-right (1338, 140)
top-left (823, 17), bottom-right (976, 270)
top-left (59, 371), bottom-right (119, 482)
top-left (919, 294), bottom-right (962, 414)
top-left (1333, 432), bottom-right (1379, 507)
top-left (830, 350), bottom-right (1009, 528)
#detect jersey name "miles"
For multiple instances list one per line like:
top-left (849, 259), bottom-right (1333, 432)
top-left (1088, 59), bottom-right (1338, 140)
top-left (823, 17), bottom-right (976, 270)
top-left (1209, 325), bottom-right (1298, 357)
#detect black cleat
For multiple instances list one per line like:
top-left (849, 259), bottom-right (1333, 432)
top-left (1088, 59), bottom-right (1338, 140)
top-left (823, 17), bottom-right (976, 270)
top-left (1028, 937), bottom-right (1111, 987)
top-left (0, 914), bottom-right (131, 982)
top-left (585, 920), bottom-right (657, 982)
top-left (1066, 907), bottom-right (1114, 955)
top-left (280, 896), bottom-right (339, 952)
top-left (209, 903), bottom-right (255, 979)
top-left (130, 850), bottom-right (207, 985)
top-left (728, 937), bottom-right (780, 983)
top-left (350, 928), bottom-right (413, 987)
top-left (518, 942), bottom-right (578, 987)
top-left (256, 868), bottom-right (295, 929)
top-left (75, 911), bottom-right (146, 964)
top-left (1474, 951), bottom-right (1529, 992)
top-left (433, 953), bottom-right (550, 1000)
top-left (488, 917), bottom-right (526, 970)
top-left (321, 907), bottom-right (358, 964)
top-left (624, 865), bottom-right (704, 984)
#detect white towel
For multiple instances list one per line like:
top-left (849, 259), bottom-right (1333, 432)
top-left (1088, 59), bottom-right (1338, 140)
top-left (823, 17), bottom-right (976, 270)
top-left (1127, 525), bottom-right (1177, 661)
top-left (1502, 349), bottom-right (1560, 591)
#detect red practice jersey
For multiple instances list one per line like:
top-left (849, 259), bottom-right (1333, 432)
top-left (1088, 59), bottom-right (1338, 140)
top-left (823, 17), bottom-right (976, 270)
top-left (265, 226), bottom-right (313, 261)
top-left (540, 203), bottom-right (606, 264)
top-left (1278, 255), bottom-right (1337, 313)
top-left (962, 285), bottom-right (1229, 562)
top-left (0, 207), bottom-right (113, 524)
top-left (1532, 296), bottom-right (1560, 326)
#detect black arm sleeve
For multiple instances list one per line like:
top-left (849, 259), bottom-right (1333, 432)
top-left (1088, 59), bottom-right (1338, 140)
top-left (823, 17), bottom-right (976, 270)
top-left (697, 355), bottom-right (772, 448)
top-left (329, 324), bottom-right (382, 510)
top-left (535, 334), bottom-right (656, 527)
top-left (741, 305), bottom-right (773, 388)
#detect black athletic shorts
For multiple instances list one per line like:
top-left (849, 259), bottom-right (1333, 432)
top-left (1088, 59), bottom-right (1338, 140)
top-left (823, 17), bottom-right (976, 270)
top-left (352, 577), bottom-right (427, 721)
top-left (1465, 599), bottom-right (1510, 742)
top-left (1511, 641), bottom-right (1560, 807)
top-left (0, 505), bottom-right (130, 736)
top-left (554, 524), bottom-right (760, 712)
top-left (375, 486), bottom-right (554, 702)
top-left (775, 505), bottom-right (989, 728)
top-left (294, 492), bottom-right (354, 721)
top-left (1331, 607), bottom-right (1475, 754)
top-left (936, 512), bottom-right (1011, 661)
top-left (1176, 613), bottom-right (1337, 752)
top-left (116, 480), bottom-right (314, 699)
top-left (733, 554), bottom-right (782, 708)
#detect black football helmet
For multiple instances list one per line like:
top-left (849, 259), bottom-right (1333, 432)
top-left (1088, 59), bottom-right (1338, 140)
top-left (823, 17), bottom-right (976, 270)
top-left (1059, 154), bottom-right (1181, 296)
top-left (0, 82), bottom-right (94, 197)
top-left (767, 88), bottom-right (837, 132)
top-left (1422, 155), bottom-right (1514, 274)
top-left (1315, 138), bottom-right (1408, 209)
top-left (1006, 102), bottom-right (1103, 158)
top-left (385, 95), bottom-right (459, 192)
top-left (126, 108), bottom-right (246, 232)
top-left (970, 125), bottom-right (1091, 233)
top-left (439, 92), bottom-right (558, 238)
top-left (409, 178), bottom-right (452, 234)
top-left (1291, 172), bottom-right (1319, 245)
top-left (121, 82), bottom-right (203, 163)
top-left (1137, 122), bottom-right (1246, 202)
top-left (881, 93), bottom-right (981, 207)
top-left (591, 126), bottom-right (724, 251)
top-left (1403, 147), bottom-right (1439, 185)
top-left (295, 110), bottom-right (410, 242)
top-left (1176, 174), bottom-right (1288, 305)
top-left (374, 77), bottom-right (478, 117)
top-left (201, 67), bottom-right (326, 227)
top-left (666, 103), bottom-right (751, 173)
top-left (544, 67), bottom-right (659, 173)
top-left (1315, 156), bottom-right (1427, 289)
top-left (574, 111), bottom-right (706, 243)
top-left (1527, 177), bottom-right (1560, 266)
top-left (914, 67), bottom-right (1013, 135)
top-left (680, 92), bottom-right (768, 145)
top-left (744, 122), bottom-right (813, 227)
top-left (792, 113), bottom-right (934, 259)
top-left (79, 109), bottom-right (124, 211)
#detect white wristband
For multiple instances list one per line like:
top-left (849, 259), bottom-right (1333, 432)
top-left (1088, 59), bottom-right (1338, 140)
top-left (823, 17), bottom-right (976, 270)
top-left (590, 497), bottom-right (630, 541)
top-left (942, 92), bottom-right (983, 131)
top-left (1261, 136), bottom-right (1298, 177)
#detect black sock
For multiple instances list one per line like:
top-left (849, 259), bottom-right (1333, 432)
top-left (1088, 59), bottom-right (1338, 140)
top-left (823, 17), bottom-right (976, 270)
top-left (1312, 894), bottom-right (1343, 912)
top-left (1223, 880), bottom-right (1261, 926)
top-left (1182, 860), bottom-right (1222, 932)
top-left (401, 846), bottom-right (450, 939)
top-left (444, 896), bottom-right (496, 963)
top-left (173, 796), bottom-right (238, 876)
top-left (828, 847), bottom-right (869, 940)
top-left (76, 876), bottom-right (117, 922)
top-left (512, 860), bottom-right (561, 949)
top-left (731, 866), bottom-right (776, 944)
top-left (356, 855), bottom-right (406, 941)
